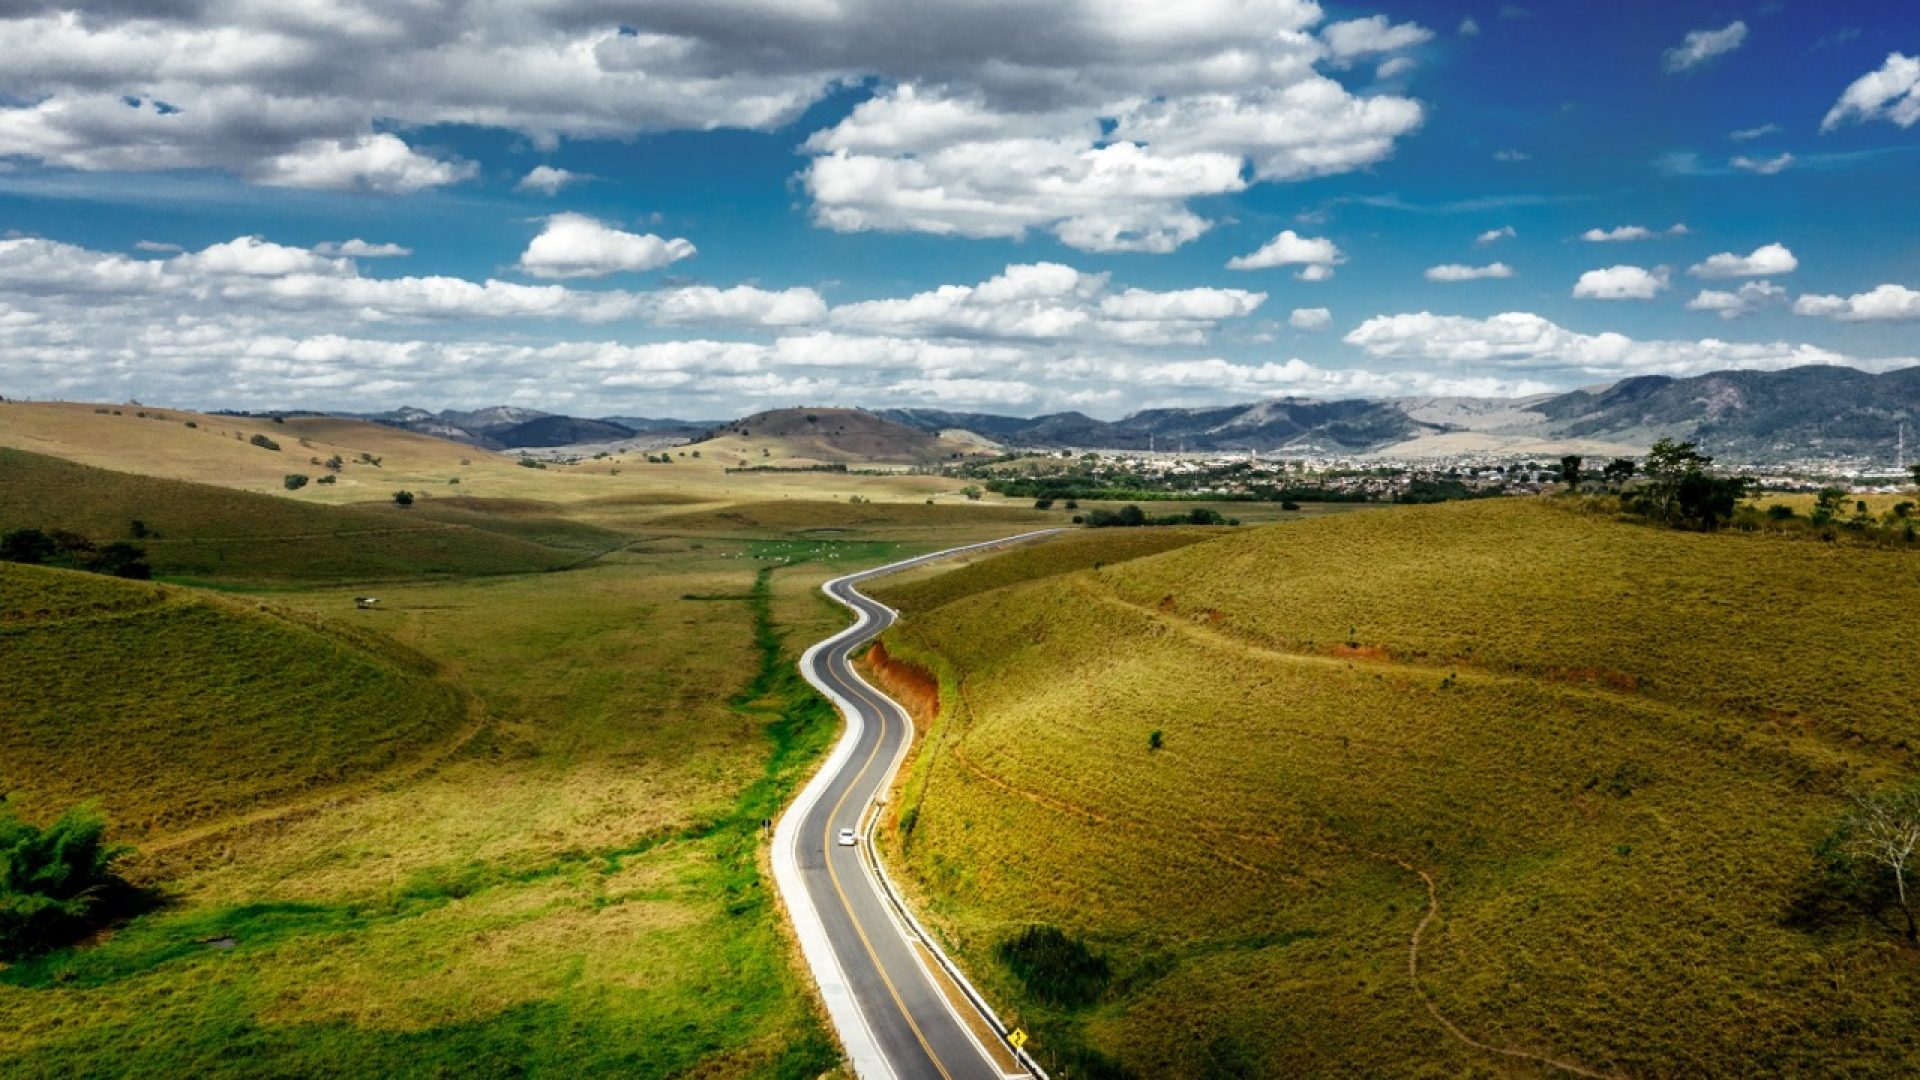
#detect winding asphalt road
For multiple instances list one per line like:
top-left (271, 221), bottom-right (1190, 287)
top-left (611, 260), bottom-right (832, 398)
top-left (773, 532), bottom-right (1061, 1080)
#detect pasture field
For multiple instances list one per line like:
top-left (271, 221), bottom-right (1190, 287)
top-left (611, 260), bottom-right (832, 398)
top-left (876, 498), bottom-right (1920, 1078)
top-left (0, 563), bottom-right (468, 834)
top-left (0, 448), bottom-right (593, 584)
top-left (0, 475), bottom-right (1006, 1077)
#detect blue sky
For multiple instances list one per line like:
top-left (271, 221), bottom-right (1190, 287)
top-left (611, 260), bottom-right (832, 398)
top-left (0, 1), bottom-right (1914, 418)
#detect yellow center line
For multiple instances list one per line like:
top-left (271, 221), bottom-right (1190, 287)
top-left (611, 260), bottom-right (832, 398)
top-left (820, 636), bottom-right (958, 1080)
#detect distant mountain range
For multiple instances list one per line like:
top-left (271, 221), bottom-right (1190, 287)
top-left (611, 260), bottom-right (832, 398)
top-left (358, 406), bottom-right (717, 450)
top-left (879, 365), bottom-right (1920, 463)
top-left (344, 364), bottom-right (1919, 463)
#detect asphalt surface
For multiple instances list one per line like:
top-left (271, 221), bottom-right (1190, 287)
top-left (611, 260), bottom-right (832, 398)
top-left (788, 534), bottom-right (1059, 1080)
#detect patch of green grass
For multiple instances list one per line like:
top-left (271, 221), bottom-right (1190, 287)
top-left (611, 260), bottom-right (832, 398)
top-left (0, 539), bottom-right (849, 1079)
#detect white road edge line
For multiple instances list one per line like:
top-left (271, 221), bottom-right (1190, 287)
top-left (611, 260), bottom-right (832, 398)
top-left (774, 531), bottom-right (1061, 1080)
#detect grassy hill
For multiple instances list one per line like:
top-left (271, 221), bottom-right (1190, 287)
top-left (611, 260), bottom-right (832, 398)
top-left (0, 562), bottom-right (469, 837)
top-left (0, 448), bottom-right (596, 584)
top-left (695, 407), bottom-right (988, 466)
top-left (875, 499), bottom-right (1920, 1077)
top-left (0, 400), bottom-right (612, 503)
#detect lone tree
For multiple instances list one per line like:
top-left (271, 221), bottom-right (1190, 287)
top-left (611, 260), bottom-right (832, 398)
top-left (1843, 784), bottom-right (1920, 940)
top-left (392, 490), bottom-right (415, 507)
top-left (1811, 487), bottom-right (1848, 526)
top-left (1601, 457), bottom-right (1637, 486)
top-left (1559, 454), bottom-right (1583, 490)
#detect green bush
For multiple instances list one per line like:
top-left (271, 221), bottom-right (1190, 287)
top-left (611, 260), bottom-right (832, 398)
top-left (249, 433), bottom-right (281, 452)
top-left (283, 474), bottom-right (309, 491)
top-left (0, 803), bottom-right (131, 961)
top-left (997, 924), bottom-right (1111, 1008)
top-left (392, 490), bottom-right (415, 507)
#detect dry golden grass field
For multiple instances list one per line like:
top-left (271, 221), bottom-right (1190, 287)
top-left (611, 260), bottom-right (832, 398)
top-left (873, 498), bottom-right (1920, 1078)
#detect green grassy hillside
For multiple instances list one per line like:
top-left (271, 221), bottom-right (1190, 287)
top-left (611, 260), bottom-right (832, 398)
top-left (878, 499), bottom-right (1920, 1078)
top-left (0, 561), bottom-right (468, 836)
top-left (0, 448), bottom-right (590, 584)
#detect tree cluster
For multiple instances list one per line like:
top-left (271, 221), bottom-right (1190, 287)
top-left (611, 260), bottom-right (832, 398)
top-left (1623, 439), bottom-right (1751, 530)
top-left (1081, 504), bottom-right (1235, 528)
top-left (0, 528), bottom-right (151, 579)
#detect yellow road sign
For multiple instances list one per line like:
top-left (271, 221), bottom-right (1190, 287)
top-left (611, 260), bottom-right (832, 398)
top-left (1007, 1028), bottom-right (1028, 1050)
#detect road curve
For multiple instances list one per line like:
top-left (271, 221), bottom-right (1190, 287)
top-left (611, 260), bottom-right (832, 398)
top-left (774, 531), bottom-right (1062, 1080)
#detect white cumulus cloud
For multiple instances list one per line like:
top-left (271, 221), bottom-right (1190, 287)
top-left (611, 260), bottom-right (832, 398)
top-left (1289, 307), bottom-right (1333, 330)
top-left (1345, 309), bottom-right (1907, 380)
top-left (1794, 284), bottom-right (1920, 322)
top-left (1475, 226), bottom-right (1516, 246)
top-left (1689, 243), bottom-right (1796, 279)
top-left (516, 166), bottom-right (587, 196)
top-left (1573, 265), bottom-right (1669, 300)
top-left (250, 134), bottom-right (474, 194)
top-left (1686, 280), bottom-right (1786, 319)
top-left (1322, 16), bottom-right (1435, 64)
top-left (1426, 262), bottom-right (1514, 282)
top-left (829, 262), bottom-right (1264, 345)
top-left (1227, 230), bottom-right (1346, 276)
top-left (1822, 53), bottom-right (1920, 131)
top-left (1581, 224), bottom-right (1690, 242)
top-left (315, 239), bottom-right (412, 258)
top-left (517, 214), bottom-right (696, 280)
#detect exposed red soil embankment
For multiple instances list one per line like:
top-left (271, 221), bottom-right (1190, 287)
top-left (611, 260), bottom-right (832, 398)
top-left (860, 639), bottom-right (940, 729)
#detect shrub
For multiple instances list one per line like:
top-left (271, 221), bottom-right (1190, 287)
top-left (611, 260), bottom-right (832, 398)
top-left (393, 490), bottom-right (415, 507)
top-left (316, 474), bottom-right (337, 485)
top-left (1149, 729), bottom-right (1164, 751)
top-left (183, 420), bottom-right (197, 429)
top-left (283, 474), bottom-right (309, 491)
top-left (249, 433), bottom-right (281, 451)
top-left (0, 803), bottom-right (132, 961)
top-left (997, 925), bottom-right (1111, 1008)
top-left (1034, 498), bottom-right (1055, 510)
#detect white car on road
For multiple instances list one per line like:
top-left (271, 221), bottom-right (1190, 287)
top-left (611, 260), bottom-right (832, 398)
top-left (837, 827), bottom-right (858, 847)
